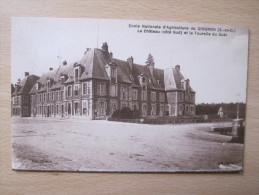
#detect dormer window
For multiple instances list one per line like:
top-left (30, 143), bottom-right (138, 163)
top-left (74, 63), bottom-right (82, 83)
top-left (111, 68), bottom-right (116, 78)
top-left (105, 62), bottom-right (118, 83)
top-left (138, 74), bottom-right (147, 88)
top-left (61, 73), bottom-right (68, 85)
top-left (47, 78), bottom-right (52, 90)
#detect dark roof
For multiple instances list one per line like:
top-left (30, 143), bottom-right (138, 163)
top-left (164, 67), bottom-right (195, 92)
top-left (27, 45), bottom-right (194, 94)
top-left (13, 75), bottom-right (39, 96)
top-left (113, 59), bottom-right (165, 89)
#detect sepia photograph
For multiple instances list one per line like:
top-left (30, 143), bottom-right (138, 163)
top-left (11, 17), bottom-right (248, 172)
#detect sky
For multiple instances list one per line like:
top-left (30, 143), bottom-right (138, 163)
top-left (11, 18), bottom-right (249, 104)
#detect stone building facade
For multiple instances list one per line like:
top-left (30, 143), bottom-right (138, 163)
top-left (12, 42), bottom-right (196, 119)
top-left (12, 73), bottom-right (40, 117)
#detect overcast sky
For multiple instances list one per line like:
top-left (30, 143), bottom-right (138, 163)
top-left (12, 18), bottom-right (248, 104)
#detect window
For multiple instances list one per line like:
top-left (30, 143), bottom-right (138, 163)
top-left (121, 86), bottom-right (127, 100)
top-left (75, 68), bottom-right (79, 78)
top-left (67, 86), bottom-right (72, 97)
top-left (61, 91), bottom-right (64, 100)
top-left (142, 78), bottom-right (146, 83)
top-left (159, 92), bottom-right (165, 102)
top-left (132, 89), bottom-right (138, 100)
top-left (82, 100), bottom-right (89, 116)
top-left (61, 76), bottom-right (65, 84)
top-left (55, 91), bottom-right (59, 100)
top-left (151, 91), bottom-right (156, 102)
top-left (82, 82), bottom-right (90, 95)
top-left (43, 93), bottom-right (46, 102)
top-left (74, 102), bottom-right (79, 115)
top-left (74, 84), bottom-right (79, 96)
top-left (56, 105), bottom-right (59, 115)
top-left (151, 104), bottom-right (156, 116)
top-left (110, 84), bottom-right (117, 97)
top-left (142, 104), bottom-right (147, 117)
top-left (67, 102), bottom-right (71, 114)
top-left (133, 103), bottom-right (139, 110)
top-left (97, 101), bottom-right (106, 115)
top-left (111, 68), bottom-right (116, 78)
top-left (159, 105), bottom-right (164, 116)
top-left (142, 91), bottom-right (147, 101)
top-left (47, 80), bottom-right (52, 89)
top-left (47, 93), bottom-right (50, 101)
top-left (97, 82), bottom-right (106, 96)
top-left (179, 92), bottom-right (183, 101)
top-left (110, 100), bottom-right (117, 114)
top-left (52, 91), bottom-right (54, 101)
top-left (121, 102), bottom-right (127, 108)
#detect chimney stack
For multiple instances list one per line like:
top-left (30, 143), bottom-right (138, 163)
top-left (84, 48), bottom-right (91, 54)
top-left (175, 65), bottom-right (180, 72)
top-left (49, 67), bottom-right (53, 71)
top-left (62, 60), bottom-right (67, 66)
top-left (127, 56), bottom-right (134, 70)
top-left (101, 42), bottom-right (109, 52)
top-left (25, 72), bottom-right (29, 76)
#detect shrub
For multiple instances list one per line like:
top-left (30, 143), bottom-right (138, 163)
top-left (111, 107), bottom-right (139, 119)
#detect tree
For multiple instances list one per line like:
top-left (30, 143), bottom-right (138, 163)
top-left (145, 53), bottom-right (154, 65)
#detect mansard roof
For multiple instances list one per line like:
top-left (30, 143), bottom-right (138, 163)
top-left (13, 74), bottom-right (39, 96)
top-left (27, 43), bottom-right (194, 94)
top-left (113, 59), bottom-right (165, 89)
top-left (164, 67), bottom-right (195, 92)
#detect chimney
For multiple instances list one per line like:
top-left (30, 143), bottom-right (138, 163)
top-left (49, 67), bottom-right (53, 71)
top-left (62, 60), bottom-right (67, 66)
top-left (25, 72), bottom-right (29, 76)
top-left (84, 48), bottom-right (91, 54)
top-left (186, 79), bottom-right (190, 90)
top-left (101, 42), bottom-right (109, 52)
top-left (175, 65), bottom-right (180, 72)
top-left (127, 56), bottom-right (134, 70)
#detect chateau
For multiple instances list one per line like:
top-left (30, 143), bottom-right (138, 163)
top-left (12, 42), bottom-right (196, 119)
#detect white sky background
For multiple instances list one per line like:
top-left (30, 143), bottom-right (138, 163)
top-left (12, 18), bottom-right (248, 104)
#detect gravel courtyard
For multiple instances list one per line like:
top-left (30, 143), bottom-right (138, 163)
top-left (12, 118), bottom-right (243, 172)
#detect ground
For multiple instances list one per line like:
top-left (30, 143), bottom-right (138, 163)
top-left (11, 117), bottom-right (243, 172)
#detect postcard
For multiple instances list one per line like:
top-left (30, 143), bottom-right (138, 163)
top-left (11, 17), bottom-right (248, 172)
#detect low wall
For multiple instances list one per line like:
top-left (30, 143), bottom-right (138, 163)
top-left (107, 116), bottom-right (206, 124)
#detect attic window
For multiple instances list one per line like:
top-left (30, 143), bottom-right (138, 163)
top-left (157, 80), bottom-right (160, 85)
top-left (61, 76), bottom-right (66, 84)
